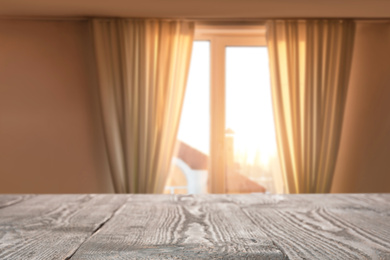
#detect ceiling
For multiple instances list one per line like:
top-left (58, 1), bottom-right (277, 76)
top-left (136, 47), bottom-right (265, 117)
top-left (0, 0), bottom-right (389, 19)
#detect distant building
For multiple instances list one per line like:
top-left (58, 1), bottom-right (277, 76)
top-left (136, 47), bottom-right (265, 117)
top-left (165, 136), bottom-right (266, 194)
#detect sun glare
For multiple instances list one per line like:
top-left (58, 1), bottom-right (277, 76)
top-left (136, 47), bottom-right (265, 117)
top-left (226, 46), bottom-right (278, 167)
top-left (172, 40), bottom-right (283, 194)
top-left (177, 41), bottom-right (210, 155)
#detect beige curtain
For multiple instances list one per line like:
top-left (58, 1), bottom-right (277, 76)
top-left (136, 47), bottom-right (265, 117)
top-left (92, 19), bottom-right (194, 193)
top-left (267, 20), bottom-right (355, 193)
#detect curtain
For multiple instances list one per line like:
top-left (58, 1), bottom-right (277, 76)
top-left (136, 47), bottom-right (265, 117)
top-left (92, 19), bottom-right (194, 193)
top-left (267, 20), bottom-right (355, 193)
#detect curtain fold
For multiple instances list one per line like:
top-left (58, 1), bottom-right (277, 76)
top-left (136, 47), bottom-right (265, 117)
top-left (92, 19), bottom-right (194, 193)
top-left (267, 20), bottom-right (355, 193)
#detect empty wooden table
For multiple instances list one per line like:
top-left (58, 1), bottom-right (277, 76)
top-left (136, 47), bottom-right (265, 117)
top-left (0, 194), bottom-right (389, 259)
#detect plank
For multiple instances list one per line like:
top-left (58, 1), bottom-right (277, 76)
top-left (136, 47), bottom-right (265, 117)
top-left (0, 194), bottom-right (128, 260)
top-left (70, 194), bottom-right (285, 259)
top-left (1, 194), bottom-right (389, 259)
top-left (232, 194), bottom-right (390, 260)
top-left (0, 195), bottom-right (34, 209)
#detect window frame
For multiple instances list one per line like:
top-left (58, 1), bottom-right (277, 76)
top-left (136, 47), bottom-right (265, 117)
top-left (194, 24), bottom-right (268, 193)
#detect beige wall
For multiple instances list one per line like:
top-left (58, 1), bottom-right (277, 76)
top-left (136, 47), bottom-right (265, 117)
top-left (1, 0), bottom-right (390, 18)
top-left (332, 21), bottom-right (390, 193)
top-left (0, 20), bottom-right (114, 193)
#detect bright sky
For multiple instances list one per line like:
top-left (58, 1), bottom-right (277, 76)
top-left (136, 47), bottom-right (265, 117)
top-left (177, 41), bottom-right (278, 167)
top-left (177, 41), bottom-right (210, 154)
top-left (226, 46), bottom-right (278, 165)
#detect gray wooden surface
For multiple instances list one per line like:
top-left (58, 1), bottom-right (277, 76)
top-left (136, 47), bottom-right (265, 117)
top-left (0, 194), bottom-right (389, 259)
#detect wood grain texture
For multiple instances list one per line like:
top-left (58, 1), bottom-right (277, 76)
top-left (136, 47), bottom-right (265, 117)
top-left (0, 194), bottom-right (389, 259)
top-left (0, 194), bottom-right (128, 260)
top-left (70, 195), bottom-right (284, 259)
top-left (0, 194), bottom-right (34, 209)
top-left (232, 194), bottom-right (390, 260)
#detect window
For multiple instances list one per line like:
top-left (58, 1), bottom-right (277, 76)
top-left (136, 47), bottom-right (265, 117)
top-left (164, 24), bottom-right (284, 194)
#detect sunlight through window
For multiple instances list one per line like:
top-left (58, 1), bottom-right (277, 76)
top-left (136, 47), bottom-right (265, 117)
top-left (225, 47), bottom-right (283, 194)
top-left (165, 26), bottom-right (285, 195)
top-left (164, 41), bottom-right (210, 194)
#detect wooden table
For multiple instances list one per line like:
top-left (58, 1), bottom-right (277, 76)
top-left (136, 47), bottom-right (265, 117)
top-left (0, 194), bottom-right (389, 259)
